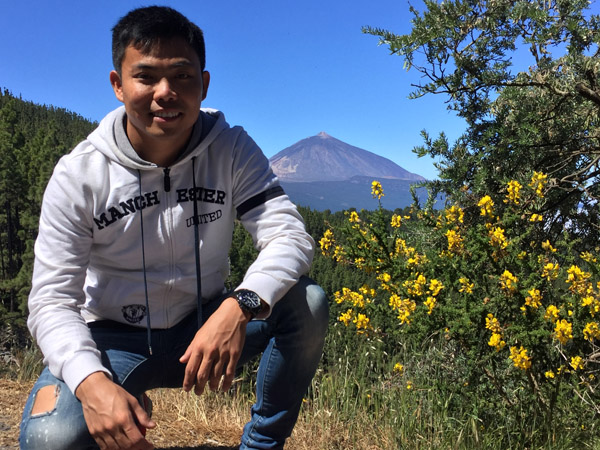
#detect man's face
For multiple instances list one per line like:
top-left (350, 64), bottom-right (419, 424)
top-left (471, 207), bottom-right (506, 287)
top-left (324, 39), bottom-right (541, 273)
top-left (110, 38), bottom-right (210, 158)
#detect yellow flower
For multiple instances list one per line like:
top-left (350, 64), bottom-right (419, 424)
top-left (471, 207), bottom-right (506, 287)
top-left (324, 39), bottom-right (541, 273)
top-left (485, 313), bottom-right (502, 333)
top-left (359, 285), bottom-right (376, 297)
top-left (424, 296), bottom-right (436, 314)
top-left (489, 227), bottom-right (508, 250)
top-left (390, 297), bottom-right (416, 324)
top-left (570, 356), bottom-right (584, 371)
top-left (478, 195), bottom-right (495, 217)
top-left (333, 245), bottom-right (345, 262)
top-left (319, 229), bottom-right (334, 253)
top-left (583, 322), bottom-right (600, 341)
top-left (353, 313), bottom-right (370, 330)
top-left (524, 288), bottom-right (542, 309)
top-left (444, 205), bottom-right (464, 224)
top-left (529, 213), bottom-right (543, 222)
top-left (390, 214), bottom-right (402, 228)
top-left (406, 381), bottom-right (413, 390)
top-left (499, 270), bottom-right (518, 294)
top-left (541, 262), bottom-right (560, 281)
top-left (541, 240), bottom-right (557, 253)
top-left (488, 332), bottom-right (506, 351)
top-left (545, 370), bottom-right (555, 379)
top-left (339, 309), bottom-right (353, 326)
top-left (428, 279), bottom-right (444, 297)
top-left (348, 211), bottom-right (360, 223)
top-left (509, 346), bottom-right (532, 370)
top-left (395, 238), bottom-right (408, 256)
top-left (554, 319), bottom-right (573, 345)
top-left (371, 180), bottom-right (384, 200)
top-left (403, 274), bottom-right (427, 297)
top-left (459, 277), bottom-right (474, 294)
top-left (381, 273), bottom-right (392, 283)
top-left (566, 265), bottom-right (592, 295)
top-left (581, 252), bottom-right (598, 263)
top-left (446, 229), bottom-right (464, 254)
top-left (582, 296), bottom-right (600, 317)
top-left (393, 363), bottom-right (404, 375)
top-left (504, 180), bottom-right (522, 205)
top-left (529, 171), bottom-right (548, 197)
top-left (544, 304), bottom-right (560, 322)
top-left (389, 294), bottom-right (402, 309)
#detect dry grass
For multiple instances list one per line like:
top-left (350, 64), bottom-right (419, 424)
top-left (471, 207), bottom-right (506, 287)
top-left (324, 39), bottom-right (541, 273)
top-left (0, 378), bottom-right (395, 450)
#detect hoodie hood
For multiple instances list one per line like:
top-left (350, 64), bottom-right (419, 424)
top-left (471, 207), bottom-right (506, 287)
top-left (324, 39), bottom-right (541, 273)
top-left (87, 106), bottom-right (225, 169)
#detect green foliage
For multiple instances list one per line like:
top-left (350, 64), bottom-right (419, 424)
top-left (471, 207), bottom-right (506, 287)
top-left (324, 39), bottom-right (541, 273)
top-left (0, 89), bottom-right (96, 320)
top-left (364, 0), bottom-right (600, 248)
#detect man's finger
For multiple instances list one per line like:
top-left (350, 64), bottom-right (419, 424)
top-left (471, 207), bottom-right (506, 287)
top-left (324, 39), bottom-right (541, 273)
top-left (130, 396), bottom-right (156, 430)
top-left (194, 358), bottom-right (212, 395)
top-left (208, 358), bottom-right (227, 391)
top-left (221, 359), bottom-right (237, 391)
top-left (182, 352), bottom-right (202, 392)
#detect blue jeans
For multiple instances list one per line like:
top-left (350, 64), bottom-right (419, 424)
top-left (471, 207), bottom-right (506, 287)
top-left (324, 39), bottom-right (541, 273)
top-left (19, 276), bottom-right (328, 450)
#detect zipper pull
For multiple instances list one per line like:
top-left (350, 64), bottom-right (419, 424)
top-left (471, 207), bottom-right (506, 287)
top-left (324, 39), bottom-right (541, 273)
top-left (163, 168), bottom-right (171, 192)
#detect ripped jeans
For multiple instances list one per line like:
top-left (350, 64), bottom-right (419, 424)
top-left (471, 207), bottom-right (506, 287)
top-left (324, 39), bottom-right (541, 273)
top-left (19, 276), bottom-right (328, 450)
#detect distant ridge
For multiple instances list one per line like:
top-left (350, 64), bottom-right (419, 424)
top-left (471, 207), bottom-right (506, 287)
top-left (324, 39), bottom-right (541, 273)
top-left (269, 132), bottom-right (425, 183)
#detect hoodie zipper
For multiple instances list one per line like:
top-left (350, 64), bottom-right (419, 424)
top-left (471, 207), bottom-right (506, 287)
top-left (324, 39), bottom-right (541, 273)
top-left (162, 166), bottom-right (175, 326)
top-left (163, 168), bottom-right (171, 192)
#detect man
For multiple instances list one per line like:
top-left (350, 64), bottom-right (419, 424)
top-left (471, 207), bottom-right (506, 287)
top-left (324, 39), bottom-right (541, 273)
top-left (19, 6), bottom-right (328, 450)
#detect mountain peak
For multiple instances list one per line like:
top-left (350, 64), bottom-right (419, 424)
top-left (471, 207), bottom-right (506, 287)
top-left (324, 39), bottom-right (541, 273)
top-left (269, 134), bottom-right (425, 183)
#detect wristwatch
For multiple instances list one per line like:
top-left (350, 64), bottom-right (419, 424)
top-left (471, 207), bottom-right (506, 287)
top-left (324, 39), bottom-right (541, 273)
top-left (232, 289), bottom-right (263, 318)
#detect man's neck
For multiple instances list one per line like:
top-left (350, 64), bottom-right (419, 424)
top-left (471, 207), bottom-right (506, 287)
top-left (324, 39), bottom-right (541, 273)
top-left (126, 123), bottom-right (190, 167)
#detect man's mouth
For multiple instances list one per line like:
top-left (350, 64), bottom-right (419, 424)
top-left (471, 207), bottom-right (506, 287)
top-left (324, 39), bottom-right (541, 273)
top-left (152, 111), bottom-right (181, 119)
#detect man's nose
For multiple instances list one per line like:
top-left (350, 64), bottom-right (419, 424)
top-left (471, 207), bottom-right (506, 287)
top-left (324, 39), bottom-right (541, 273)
top-left (154, 78), bottom-right (176, 101)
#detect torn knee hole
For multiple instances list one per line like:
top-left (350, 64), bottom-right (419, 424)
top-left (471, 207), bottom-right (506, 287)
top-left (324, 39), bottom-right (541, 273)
top-left (31, 384), bottom-right (60, 415)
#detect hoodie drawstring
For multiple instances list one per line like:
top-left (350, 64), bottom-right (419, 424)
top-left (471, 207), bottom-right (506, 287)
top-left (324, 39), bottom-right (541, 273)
top-left (137, 170), bottom-right (153, 355)
top-left (191, 157), bottom-right (203, 327)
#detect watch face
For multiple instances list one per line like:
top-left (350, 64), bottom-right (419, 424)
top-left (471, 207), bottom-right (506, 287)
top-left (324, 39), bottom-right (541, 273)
top-left (236, 290), bottom-right (261, 315)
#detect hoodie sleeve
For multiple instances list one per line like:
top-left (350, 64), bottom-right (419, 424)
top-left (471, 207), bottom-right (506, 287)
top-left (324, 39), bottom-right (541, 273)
top-left (27, 153), bottom-right (111, 394)
top-left (231, 130), bottom-right (315, 316)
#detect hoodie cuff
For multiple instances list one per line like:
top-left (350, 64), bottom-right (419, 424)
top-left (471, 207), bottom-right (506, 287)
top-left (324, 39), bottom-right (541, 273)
top-left (61, 351), bottom-right (113, 395)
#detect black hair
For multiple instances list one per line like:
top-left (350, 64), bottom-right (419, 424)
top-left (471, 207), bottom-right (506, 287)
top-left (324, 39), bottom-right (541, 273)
top-left (112, 6), bottom-right (206, 73)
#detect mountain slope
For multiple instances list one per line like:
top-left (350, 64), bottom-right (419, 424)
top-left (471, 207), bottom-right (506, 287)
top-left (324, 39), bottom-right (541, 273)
top-left (269, 132), bottom-right (424, 183)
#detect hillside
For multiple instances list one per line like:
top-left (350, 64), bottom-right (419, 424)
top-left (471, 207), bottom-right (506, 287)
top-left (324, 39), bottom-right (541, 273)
top-left (280, 176), bottom-right (436, 212)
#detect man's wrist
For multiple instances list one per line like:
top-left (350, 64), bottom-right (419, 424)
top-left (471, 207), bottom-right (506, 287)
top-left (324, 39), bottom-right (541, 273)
top-left (75, 371), bottom-right (112, 401)
top-left (231, 289), bottom-right (263, 319)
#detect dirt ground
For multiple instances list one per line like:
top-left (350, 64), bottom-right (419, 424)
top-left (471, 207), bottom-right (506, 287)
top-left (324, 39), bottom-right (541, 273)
top-left (0, 378), bottom-right (241, 450)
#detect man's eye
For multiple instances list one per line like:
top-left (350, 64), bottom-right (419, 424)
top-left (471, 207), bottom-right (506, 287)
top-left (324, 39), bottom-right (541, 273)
top-left (177, 73), bottom-right (192, 79)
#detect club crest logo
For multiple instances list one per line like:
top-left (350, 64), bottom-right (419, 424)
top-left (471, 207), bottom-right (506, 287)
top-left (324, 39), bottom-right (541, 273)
top-left (121, 305), bottom-right (147, 324)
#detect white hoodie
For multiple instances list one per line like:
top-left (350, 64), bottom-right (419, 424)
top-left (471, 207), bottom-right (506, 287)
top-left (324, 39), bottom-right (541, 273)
top-left (27, 106), bottom-right (314, 393)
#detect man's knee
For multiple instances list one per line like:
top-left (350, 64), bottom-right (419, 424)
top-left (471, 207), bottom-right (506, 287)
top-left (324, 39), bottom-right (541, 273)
top-left (303, 278), bottom-right (329, 331)
top-left (30, 384), bottom-right (59, 415)
top-left (21, 382), bottom-right (92, 450)
top-left (288, 276), bottom-right (329, 337)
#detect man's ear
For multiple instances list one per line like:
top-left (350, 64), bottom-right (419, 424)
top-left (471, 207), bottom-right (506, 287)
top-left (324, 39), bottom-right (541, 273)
top-left (201, 71), bottom-right (210, 101)
top-left (109, 70), bottom-right (124, 103)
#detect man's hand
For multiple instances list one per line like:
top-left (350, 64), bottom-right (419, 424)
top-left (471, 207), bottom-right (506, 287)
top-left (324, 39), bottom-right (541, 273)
top-left (179, 297), bottom-right (250, 395)
top-left (75, 371), bottom-right (156, 450)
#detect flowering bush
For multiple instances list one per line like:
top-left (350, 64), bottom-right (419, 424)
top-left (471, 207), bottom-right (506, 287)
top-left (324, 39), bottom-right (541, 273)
top-left (320, 175), bottom-right (600, 431)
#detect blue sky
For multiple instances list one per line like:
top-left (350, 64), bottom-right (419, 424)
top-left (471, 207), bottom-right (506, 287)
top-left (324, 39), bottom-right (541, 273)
top-left (0, 0), bottom-right (467, 180)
